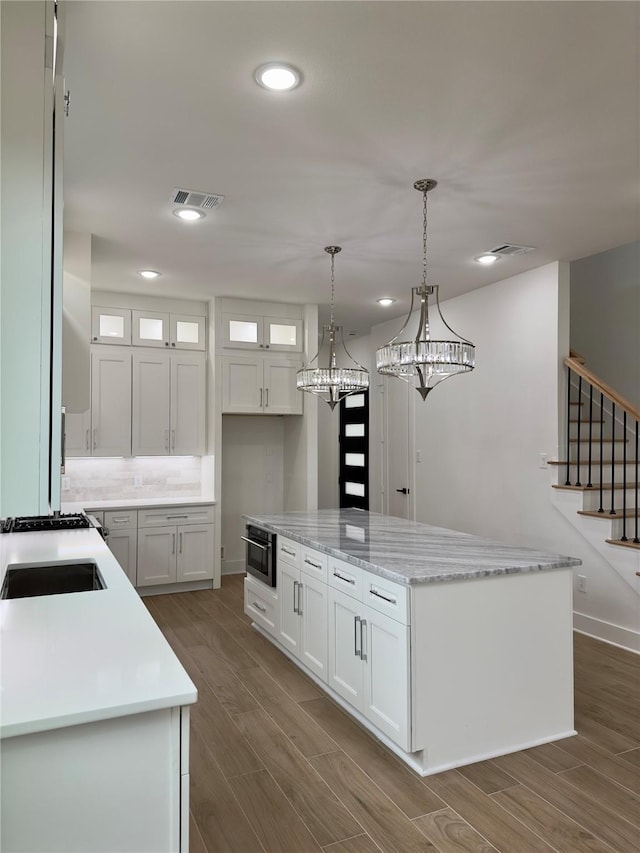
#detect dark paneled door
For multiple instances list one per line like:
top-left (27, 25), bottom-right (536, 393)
top-left (339, 391), bottom-right (369, 510)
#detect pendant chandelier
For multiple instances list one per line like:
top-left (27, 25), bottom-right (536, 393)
top-left (376, 179), bottom-right (475, 399)
top-left (297, 246), bottom-right (369, 410)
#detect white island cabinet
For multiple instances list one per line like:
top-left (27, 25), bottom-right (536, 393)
top-left (0, 528), bottom-right (196, 853)
top-left (243, 509), bottom-right (580, 777)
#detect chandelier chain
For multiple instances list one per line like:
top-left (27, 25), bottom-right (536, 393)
top-left (330, 251), bottom-right (335, 327)
top-left (422, 187), bottom-right (428, 288)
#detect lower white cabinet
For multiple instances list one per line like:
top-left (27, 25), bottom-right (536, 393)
top-left (137, 505), bottom-right (214, 588)
top-left (107, 528), bottom-right (138, 586)
top-left (277, 551), bottom-right (328, 682)
top-left (244, 574), bottom-right (278, 637)
top-left (328, 587), bottom-right (410, 750)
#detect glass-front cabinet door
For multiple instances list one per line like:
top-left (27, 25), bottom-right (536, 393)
top-left (265, 317), bottom-right (303, 352)
top-left (222, 313), bottom-right (263, 349)
top-left (222, 312), bottom-right (302, 352)
top-left (91, 307), bottom-right (131, 345)
top-left (170, 314), bottom-right (205, 351)
top-left (132, 310), bottom-right (170, 348)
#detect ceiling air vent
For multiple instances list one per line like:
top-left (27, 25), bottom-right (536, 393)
top-left (170, 188), bottom-right (225, 210)
top-left (489, 243), bottom-right (535, 256)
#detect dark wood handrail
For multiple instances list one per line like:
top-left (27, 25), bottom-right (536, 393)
top-left (565, 356), bottom-right (640, 422)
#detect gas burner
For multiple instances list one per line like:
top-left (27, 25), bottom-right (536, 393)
top-left (1, 513), bottom-right (92, 533)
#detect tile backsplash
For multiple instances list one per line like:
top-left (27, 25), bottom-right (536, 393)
top-left (63, 456), bottom-right (202, 502)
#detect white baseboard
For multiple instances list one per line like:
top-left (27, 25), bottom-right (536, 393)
top-left (221, 559), bottom-right (246, 576)
top-left (574, 613), bottom-right (640, 654)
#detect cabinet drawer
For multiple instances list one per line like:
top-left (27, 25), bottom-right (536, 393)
top-left (300, 547), bottom-right (327, 583)
top-left (328, 557), bottom-right (363, 600)
top-left (244, 576), bottom-right (278, 637)
top-left (362, 574), bottom-right (410, 625)
top-left (278, 536), bottom-right (300, 568)
top-left (138, 505), bottom-right (214, 528)
top-left (104, 509), bottom-right (137, 530)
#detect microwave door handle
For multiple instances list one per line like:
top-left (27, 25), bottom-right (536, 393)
top-left (240, 535), bottom-right (268, 551)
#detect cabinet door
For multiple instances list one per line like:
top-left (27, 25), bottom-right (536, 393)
top-left (299, 573), bottom-right (328, 682)
top-left (91, 348), bottom-right (132, 456)
top-left (64, 409), bottom-right (91, 457)
top-left (176, 524), bottom-right (214, 582)
top-left (362, 603), bottom-right (410, 750)
top-left (263, 359), bottom-right (303, 415)
top-left (277, 562), bottom-right (301, 657)
top-left (132, 351), bottom-right (170, 455)
top-left (132, 310), bottom-right (169, 348)
top-left (91, 307), bottom-right (131, 345)
top-left (137, 526), bottom-right (177, 586)
top-left (264, 317), bottom-right (303, 352)
top-left (170, 314), bottom-right (205, 351)
top-left (221, 355), bottom-right (263, 413)
top-left (327, 587), bottom-right (363, 710)
top-left (170, 353), bottom-right (205, 455)
top-left (222, 313), bottom-right (263, 349)
top-left (107, 528), bottom-right (138, 586)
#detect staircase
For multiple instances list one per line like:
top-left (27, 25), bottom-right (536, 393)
top-left (550, 353), bottom-right (639, 592)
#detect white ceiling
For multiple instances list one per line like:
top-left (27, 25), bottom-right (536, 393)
top-left (62, 1), bottom-right (639, 335)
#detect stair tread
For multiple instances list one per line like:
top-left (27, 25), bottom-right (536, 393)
top-left (552, 484), bottom-right (633, 491)
top-left (605, 539), bottom-right (640, 551)
top-left (569, 438), bottom-right (627, 443)
top-left (548, 459), bottom-right (638, 465)
top-left (569, 419), bottom-right (604, 423)
top-left (578, 509), bottom-right (640, 519)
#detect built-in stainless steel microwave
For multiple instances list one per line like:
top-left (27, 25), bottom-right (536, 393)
top-left (241, 524), bottom-right (276, 586)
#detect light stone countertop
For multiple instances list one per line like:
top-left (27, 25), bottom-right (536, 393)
top-left (244, 509), bottom-right (581, 585)
top-left (0, 528), bottom-right (196, 739)
top-left (62, 495), bottom-right (216, 513)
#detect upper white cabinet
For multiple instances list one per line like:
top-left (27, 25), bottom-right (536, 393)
top-left (91, 307), bottom-right (131, 346)
top-left (91, 347), bottom-right (132, 456)
top-left (132, 351), bottom-right (205, 456)
top-left (222, 312), bottom-right (302, 353)
top-left (221, 355), bottom-right (303, 415)
top-left (132, 311), bottom-right (205, 351)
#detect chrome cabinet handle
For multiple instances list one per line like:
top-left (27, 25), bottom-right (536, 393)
top-left (164, 429), bottom-right (169, 451)
top-left (265, 388), bottom-right (269, 408)
top-left (304, 558), bottom-right (322, 570)
top-left (171, 429), bottom-right (176, 450)
top-left (333, 571), bottom-right (355, 585)
top-left (297, 582), bottom-right (303, 616)
top-left (360, 619), bottom-right (367, 662)
top-left (172, 533), bottom-right (176, 554)
top-left (293, 580), bottom-right (299, 614)
top-left (112, 516), bottom-right (130, 523)
top-left (370, 588), bottom-right (397, 605)
top-left (85, 429), bottom-right (90, 451)
top-left (240, 535), bottom-right (267, 551)
top-left (60, 409), bottom-right (66, 472)
top-left (354, 616), bottom-right (361, 658)
top-left (260, 387), bottom-right (263, 407)
top-left (167, 514), bottom-right (189, 519)
top-left (253, 601), bottom-right (266, 613)
top-left (179, 532), bottom-right (183, 553)
top-left (93, 428), bottom-right (97, 450)
top-left (282, 546), bottom-right (296, 557)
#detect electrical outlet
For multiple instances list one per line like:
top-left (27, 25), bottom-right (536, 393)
top-left (61, 476), bottom-right (70, 492)
top-left (539, 452), bottom-right (548, 469)
top-left (134, 475), bottom-right (143, 487)
top-left (577, 574), bottom-right (587, 593)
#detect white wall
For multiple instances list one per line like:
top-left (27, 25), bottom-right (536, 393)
top-left (319, 263), bottom-right (639, 650)
top-left (570, 241), bottom-right (640, 406)
top-left (62, 232), bottom-right (92, 413)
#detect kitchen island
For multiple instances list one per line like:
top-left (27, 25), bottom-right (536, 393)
top-left (243, 509), bottom-right (581, 776)
top-left (0, 527), bottom-right (196, 853)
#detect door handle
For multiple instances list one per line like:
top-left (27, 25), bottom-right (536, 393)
top-left (297, 582), bottom-right (303, 616)
top-left (172, 533), bottom-right (176, 554)
top-left (265, 388), bottom-right (269, 408)
top-left (252, 601), bottom-right (266, 613)
top-left (360, 619), bottom-right (367, 662)
top-left (240, 535), bottom-right (267, 551)
top-left (395, 488), bottom-right (409, 494)
top-left (354, 615), bottom-right (361, 658)
top-left (93, 428), bottom-right (97, 450)
top-left (85, 428), bottom-right (90, 452)
top-left (293, 580), bottom-right (299, 614)
top-left (260, 387), bottom-right (263, 408)
top-left (179, 532), bottom-right (183, 553)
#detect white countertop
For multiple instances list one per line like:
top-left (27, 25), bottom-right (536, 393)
top-left (0, 528), bottom-right (197, 740)
top-left (62, 496), bottom-right (216, 512)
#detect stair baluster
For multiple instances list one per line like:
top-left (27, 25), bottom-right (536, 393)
top-left (609, 403), bottom-right (616, 515)
top-left (576, 376), bottom-right (583, 486)
top-left (621, 411), bottom-right (627, 540)
top-left (587, 385), bottom-right (593, 487)
top-left (635, 421), bottom-right (639, 545)
top-left (565, 367), bottom-right (572, 486)
top-left (598, 392), bottom-right (604, 513)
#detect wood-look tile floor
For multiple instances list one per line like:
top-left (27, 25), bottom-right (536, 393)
top-left (145, 575), bottom-right (640, 853)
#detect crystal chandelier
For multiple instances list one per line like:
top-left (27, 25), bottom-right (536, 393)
top-left (376, 179), bottom-right (475, 399)
top-left (297, 246), bottom-right (369, 410)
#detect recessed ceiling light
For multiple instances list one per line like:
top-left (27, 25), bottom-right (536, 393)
top-left (255, 62), bottom-right (301, 91)
top-left (377, 297), bottom-right (396, 307)
top-left (173, 208), bottom-right (205, 221)
top-left (138, 270), bottom-right (161, 279)
top-left (474, 253), bottom-right (501, 266)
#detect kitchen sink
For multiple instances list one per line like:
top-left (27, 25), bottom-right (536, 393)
top-left (0, 561), bottom-right (106, 599)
